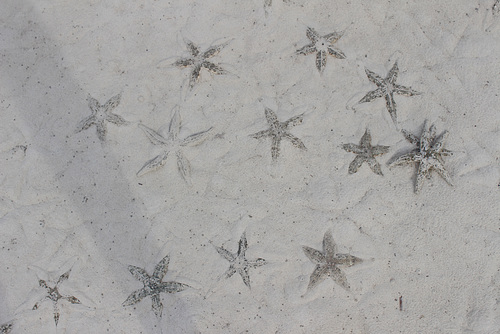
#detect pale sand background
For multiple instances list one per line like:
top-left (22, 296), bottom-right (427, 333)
top-left (1, 1), bottom-right (499, 333)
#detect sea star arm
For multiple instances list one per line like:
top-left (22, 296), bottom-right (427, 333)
top-left (87, 95), bottom-right (100, 114)
top-left (139, 124), bottom-right (169, 145)
top-left (364, 68), bottom-right (385, 86)
top-left (160, 282), bottom-right (190, 294)
top-left (239, 268), bottom-right (252, 288)
top-left (342, 143), bottom-right (363, 154)
top-left (264, 108), bottom-right (278, 124)
top-left (223, 266), bottom-right (237, 279)
top-left (103, 94), bottom-right (121, 111)
top-left (76, 115), bottom-right (96, 133)
top-left (202, 61), bottom-right (227, 75)
top-left (168, 109), bottom-right (182, 140)
top-left (393, 84), bottom-right (420, 97)
top-left (283, 133), bottom-right (306, 150)
top-left (307, 265), bottom-right (328, 290)
top-left (173, 58), bottom-right (195, 67)
top-left (368, 157), bottom-right (384, 175)
top-left (389, 152), bottom-right (418, 167)
top-left (371, 145), bottom-right (390, 155)
top-left (348, 155), bottom-right (365, 174)
top-left (302, 246), bottom-right (326, 264)
top-left (420, 121), bottom-right (434, 153)
top-left (327, 46), bottom-right (346, 59)
top-left (123, 288), bottom-right (149, 306)
top-left (329, 266), bottom-right (350, 290)
top-left (181, 127), bottom-right (213, 146)
top-left (324, 31), bottom-right (343, 43)
top-left (283, 114), bottom-right (304, 128)
top-left (176, 150), bottom-right (192, 184)
top-left (271, 136), bottom-right (281, 161)
top-left (189, 64), bottom-right (203, 89)
top-left (431, 130), bottom-right (449, 152)
top-left (216, 246), bottom-right (237, 262)
top-left (359, 87), bottom-right (384, 103)
top-left (360, 129), bottom-right (372, 147)
top-left (323, 231), bottom-right (337, 258)
top-left (153, 255), bottom-right (170, 281)
top-left (248, 258), bottom-right (266, 268)
top-left (186, 41), bottom-right (200, 57)
top-left (237, 232), bottom-right (248, 257)
top-left (429, 158), bottom-right (453, 186)
top-left (106, 113), bottom-right (127, 125)
top-left (384, 92), bottom-right (398, 125)
top-left (53, 302), bottom-right (60, 326)
top-left (386, 62), bottom-right (399, 84)
top-left (306, 27), bottom-right (320, 42)
top-left (251, 129), bottom-right (271, 139)
top-left (151, 294), bottom-right (163, 318)
top-left (316, 50), bottom-right (327, 72)
top-left (296, 44), bottom-right (317, 55)
top-left (401, 129), bottom-right (419, 144)
top-left (137, 151), bottom-right (169, 177)
top-left (203, 42), bottom-right (227, 59)
top-left (334, 254), bottom-right (363, 266)
top-left (95, 121), bottom-right (107, 142)
top-left (62, 295), bottom-right (81, 305)
top-left (128, 265), bottom-right (150, 283)
top-left (415, 160), bottom-right (431, 193)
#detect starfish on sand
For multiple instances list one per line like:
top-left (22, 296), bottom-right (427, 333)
top-left (296, 27), bottom-right (346, 73)
top-left (137, 107), bottom-right (212, 184)
top-left (342, 129), bottom-right (389, 175)
top-left (359, 61), bottom-right (420, 126)
top-left (389, 120), bottom-right (453, 193)
top-left (174, 40), bottom-right (228, 89)
top-left (251, 108), bottom-right (306, 162)
top-left (76, 94), bottom-right (127, 141)
top-left (215, 232), bottom-right (266, 289)
top-left (123, 255), bottom-right (189, 318)
top-left (32, 270), bottom-right (81, 326)
top-left (302, 230), bottom-right (362, 291)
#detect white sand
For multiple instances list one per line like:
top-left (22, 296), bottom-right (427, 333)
top-left (1, 0), bottom-right (499, 333)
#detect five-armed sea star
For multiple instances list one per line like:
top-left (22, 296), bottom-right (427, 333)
top-left (123, 255), bottom-right (189, 318)
top-left (359, 61), bottom-right (420, 126)
top-left (215, 232), bottom-right (266, 289)
top-left (32, 270), bottom-right (81, 326)
top-left (251, 107), bottom-right (306, 162)
top-left (302, 230), bottom-right (362, 291)
top-left (296, 27), bottom-right (346, 73)
top-left (76, 94), bottom-right (127, 141)
top-left (137, 107), bottom-right (213, 184)
top-left (174, 40), bottom-right (228, 89)
top-left (342, 129), bottom-right (390, 175)
top-left (389, 120), bottom-right (453, 193)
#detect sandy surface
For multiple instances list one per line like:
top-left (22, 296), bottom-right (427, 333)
top-left (1, 0), bottom-right (500, 333)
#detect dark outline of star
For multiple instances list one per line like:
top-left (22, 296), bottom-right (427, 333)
top-left (342, 128), bottom-right (390, 175)
top-left (250, 107), bottom-right (306, 162)
top-left (389, 120), bottom-right (453, 193)
top-left (76, 94), bottom-right (127, 141)
top-left (302, 230), bottom-right (362, 291)
top-left (296, 27), bottom-right (346, 73)
top-left (359, 61), bottom-right (420, 126)
top-left (32, 269), bottom-right (81, 327)
top-left (123, 255), bottom-right (189, 318)
top-left (215, 232), bottom-right (266, 289)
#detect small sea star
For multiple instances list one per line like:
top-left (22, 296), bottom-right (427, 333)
top-left (0, 322), bottom-right (12, 334)
top-left (389, 120), bottom-right (453, 193)
top-left (123, 255), bottom-right (189, 318)
top-left (174, 40), bottom-right (228, 89)
top-left (302, 230), bottom-right (362, 291)
top-left (296, 27), bottom-right (346, 73)
top-left (76, 94), bottom-right (127, 141)
top-left (342, 129), bottom-right (389, 175)
top-left (137, 107), bottom-right (212, 184)
top-left (215, 232), bottom-right (266, 289)
top-left (32, 270), bottom-right (81, 326)
top-left (359, 61), bottom-right (420, 126)
top-left (251, 107), bottom-right (306, 162)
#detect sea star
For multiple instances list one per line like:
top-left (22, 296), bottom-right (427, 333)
top-left (137, 107), bottom-right (212, 184)
top-left (389, 120), bottom-right (453, 193)
top-left (123, 255), bottom-right (189, 318)
top-left (302, 230), bottom-right (362, 291)
top-left (342, 129), bottom-right (390, 175)
top-left (215, 232), bottom-right (266, 289)
top-left (250, 107), bottom-right (306, 162)
top-left (0, 322), bottom-right (12, 334)
top-left (76, 94), bottom-right (127, 141)
top-left (174, 40), bottom-right (228, 89)
top-left (32, 270), bottom-right (81, 326)
top-left (296, 27), bottom-right (346, 73)
top-left (359, 61), bottom-right (420, 126)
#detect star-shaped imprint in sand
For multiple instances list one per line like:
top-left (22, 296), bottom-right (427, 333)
top-left (0, 322), bottom-right (13, 334)
top-left (32, 270), bottom-right (81, 326)
top-left (359, 62), bottom-right (420, 126)
top-left (251, 108), bottom-right (306, 162)
top-left (76, 94), bottom-right (127, 141)
top-left (123, 255), bottom-right (189, 318)
top-left (296, 27), bottom-right (346, 73)
top-left (137, 107), bottom-right (213, 184)
top-left (174, 40), bottom-right (228, 89)
top-left (389, 120), bottom-right (453, 193)
top-left (302, 230), bottom-right (362, 291)
top-left (342, 129), bottom-right (389, 175)
top-left (215, 232), bottom-right (266, 289)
